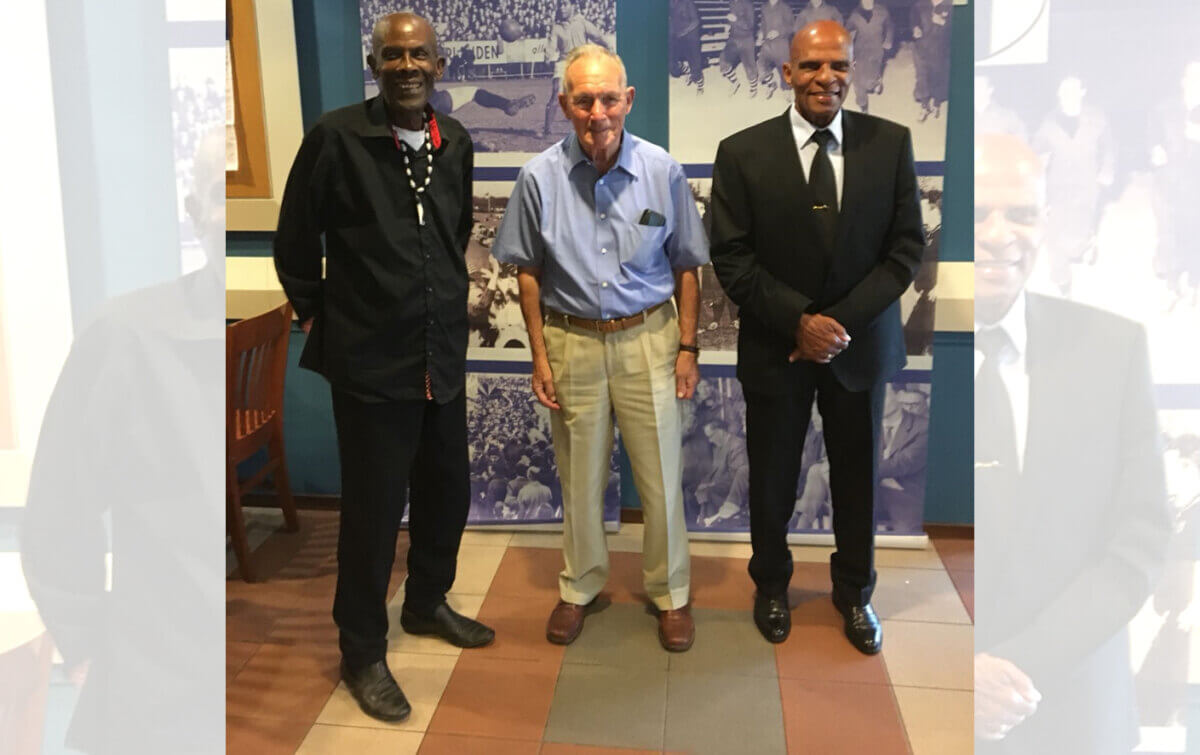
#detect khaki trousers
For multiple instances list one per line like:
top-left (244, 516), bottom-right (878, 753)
top-left (543, 301), bottom-right (691, 610)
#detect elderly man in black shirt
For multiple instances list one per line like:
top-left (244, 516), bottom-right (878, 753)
top-left (274, 12), bottom-right (493, 723)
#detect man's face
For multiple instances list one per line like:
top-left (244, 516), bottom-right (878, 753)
top-left (974, 134), bottom-right (1044, 324)
top-left (368, 15), bottom-right (444, 117)
top-left (861, 0), bottom-right (875, 10)
top-left (783, 22), bottom-right (853, 127)
top-left (560, 55), bottom-right (634, 163)
top-left (558, 2), bottom-right (575, 22)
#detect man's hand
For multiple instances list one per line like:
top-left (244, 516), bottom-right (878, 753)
top-left (913, 25), bottom-right (923, 38)
top-left (675, 350), bottom-right (699, 399)
top-left (301, 318), bottom-right (313, 335)
top-left (975, 653), bottom-right (1041, 741)
top-left (789, 313), bottom-right (851, 363)
top-left (531, 355), bottom-right (560, 410)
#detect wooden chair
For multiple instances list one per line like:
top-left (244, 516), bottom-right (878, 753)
top-left (226, 301), bottom-right (299, 581)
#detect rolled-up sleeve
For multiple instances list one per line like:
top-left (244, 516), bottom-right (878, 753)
top-left (492, 167), bottom-right (546, 268)
top-left (664, 162), bottom-right (710, 269)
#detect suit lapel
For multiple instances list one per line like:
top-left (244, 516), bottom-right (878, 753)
top-left (835, 110), bottom-right (866, 250)
top-left (769, 110), bottom-right (814, 213)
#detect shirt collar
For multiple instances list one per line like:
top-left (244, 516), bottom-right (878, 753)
top-left (790, 105), bottom-right (843, 148)
top-left (975, 289), bottom-right (1027, 360)
top-left (566, 130), bottom-right (638, 177)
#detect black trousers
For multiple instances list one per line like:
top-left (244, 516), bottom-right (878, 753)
top-left (330, 388), bottom-right (470, 669)
top-left (743, 365), bottom-right (883, 606)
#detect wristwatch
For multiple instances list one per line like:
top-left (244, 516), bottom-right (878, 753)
top-left (678, 343), bottom-right (700, 355)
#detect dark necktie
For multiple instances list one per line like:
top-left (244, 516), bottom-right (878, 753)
top-left (809, 129), bottom-right (838, 246)
top-left (974, 326), bottom-right (1021, 560)
top-left (974, 326), bottom-right (1018, 473)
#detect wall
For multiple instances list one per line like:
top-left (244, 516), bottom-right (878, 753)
top-left (229, 0), bottom-right (975, 524)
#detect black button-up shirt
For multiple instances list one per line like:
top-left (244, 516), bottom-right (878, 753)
top-left (274, 97), bottom-right (474, 403)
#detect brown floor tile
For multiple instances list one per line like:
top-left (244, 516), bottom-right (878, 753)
top-left (487, 547), bottom-right (566, 599)
top-left (227, 641), bottom-right (261, 684)
top-left (928, 530), bottom-right (973, 573)
top-left (226, 714), bottom-right (312, 755)
top-left (419, 733), bottom-right (540, 754)
top-left (540, 744), bottom-right (660, 754)
top-left (687, 554), bottom-right (756, 610)
top-left (948, 569), bottom-right (973, 621)
top-left (227, 641), bottom-right (340, 722)
top-left (426, 655), bottom-right (561, 741)
top-left (776, 596), bottom-right (890, 686)
top-left (473, 593), bottom-right (568, 663)
top-left (778, 679), bottom-right (909, 755)
top-left (604, 550), bottom-right (654, 604)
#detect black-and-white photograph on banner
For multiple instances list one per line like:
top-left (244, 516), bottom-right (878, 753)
top-left (359, 0), bottom-right (616, 163)
top-left (686, 176), bottom-right (942, 359)
top-left (466, 372), bottom-right (622, 528)
top-left (668, 0), bottom-right (953, 164)
top-left (682, 375), bottom-right (931, 537)
top-left (466, 181), bottom-right (530, 359)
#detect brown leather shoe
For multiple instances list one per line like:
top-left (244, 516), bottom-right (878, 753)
top-left (658, 604), bottom-right (695, 652)
top-left (546, 600), bottom-right (588, 645)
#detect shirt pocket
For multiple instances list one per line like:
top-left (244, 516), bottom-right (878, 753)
top-left (622, 223), bottom-right (668, 270)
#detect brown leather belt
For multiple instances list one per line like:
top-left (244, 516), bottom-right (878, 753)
top-left (548, 300), bottom-right (669, 333)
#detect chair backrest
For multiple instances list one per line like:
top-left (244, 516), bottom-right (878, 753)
top-left (226, 301), bottom-right (293, 445)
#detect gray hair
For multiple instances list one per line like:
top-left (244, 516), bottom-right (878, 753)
top-left (371, 12), bottom-right (436, 55)
top-left (562, 44), bottom-right (627, 94)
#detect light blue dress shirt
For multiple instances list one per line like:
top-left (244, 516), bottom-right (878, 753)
top-left (492, 131), bottom-right (710, 320)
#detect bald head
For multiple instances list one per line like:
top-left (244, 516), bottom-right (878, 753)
top-left (783, 21), bottom-right (853, 127)
top-left (790, 20), bottom-right (853, 61)
top-left (371, 13), bottom-right (436, 56)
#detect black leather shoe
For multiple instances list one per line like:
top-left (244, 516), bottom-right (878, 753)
top-left (753, 592), bottom-right (791, 643)
top-left (832, 595), bottom-right (883, 655)
top-left (340, 660), bottom-right (411, 722)
top-left (400, 602), bottom-right (496, 648)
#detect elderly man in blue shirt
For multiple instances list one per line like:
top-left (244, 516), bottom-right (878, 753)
top-left (493, 44), bottom-right (709, 652)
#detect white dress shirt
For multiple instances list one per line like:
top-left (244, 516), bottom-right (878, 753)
top-left (975, 291), bottom-right (1029, 471)
top-left (789, 106), bottom-right (845, 203)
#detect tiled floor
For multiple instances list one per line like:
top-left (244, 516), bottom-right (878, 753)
top-left (228, 511), bottom-right (973, 754)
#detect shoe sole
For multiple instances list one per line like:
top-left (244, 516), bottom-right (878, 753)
top-left (399, 620), bottom-right (495, 649)
top-left (340, 678), bottom-right (413, 723)
top-left (658, 629), bottom-right (695, 652)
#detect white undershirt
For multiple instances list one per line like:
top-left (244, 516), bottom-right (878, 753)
top-left (392, 125), bottom-right (425, 152)
top-left (975, 291), bottom-right (1029, 471)
top-left (788, 106), bottom-right (845, 203)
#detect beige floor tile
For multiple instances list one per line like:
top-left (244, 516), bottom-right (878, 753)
top-left (874, 544), bottom-right (946, 570)
top-left (507, 531), bottom-right (561, 549)
top-left (296, 724), bottom-right (423, 754)
top-left (687, 539), bottom-right (755, 559)
top-left (873, 567), bottom-right (972, 624)
top-left (315, 652), bottom-right (456, 732)
top-left (790, 544), bottom-right (837, 563)
top-left (881, 620), bottom-right (973, 690)
top-left (459, 529), bottom-right (513, 547)
top-left (385, 591), bottom-right (486, 656)
top-left (893, 686), bottom-right (974, 755)
top-left (449, 545), bottom-right (508, 595)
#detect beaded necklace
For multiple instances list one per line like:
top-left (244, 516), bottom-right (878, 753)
top-left (392, 115), bottom-right (434, 225)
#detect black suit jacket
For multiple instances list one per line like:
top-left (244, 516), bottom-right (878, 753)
top-left (709, 109), bottom-right (924, 393)
top-left (976, 294), bottom-right (1171, 754)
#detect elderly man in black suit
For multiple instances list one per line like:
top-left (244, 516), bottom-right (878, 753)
top-left (973, 132), bottom-right (1171, 752)
top-left (709, 20), bottom-right (924, 654)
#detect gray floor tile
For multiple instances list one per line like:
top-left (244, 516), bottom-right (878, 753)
top-left (668, 608), bottom-right (778, 678)
top-left (562, 601), bottom-right (669, 670)
top-left (543, 664), bottom-right (668, 750)
top-left (665, 671), bottom-right (787, 754)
